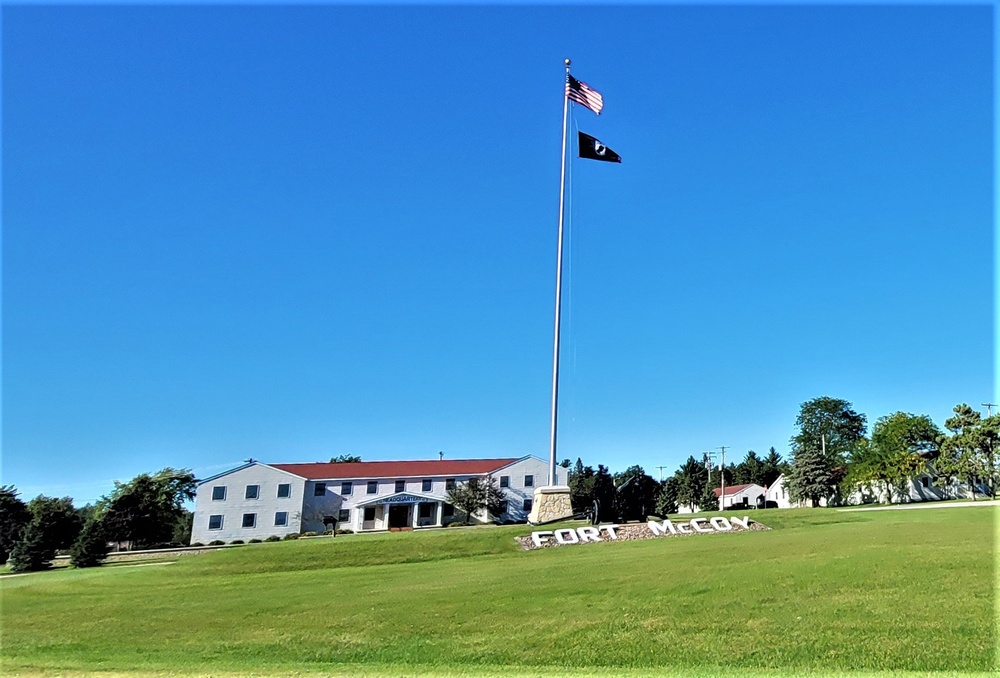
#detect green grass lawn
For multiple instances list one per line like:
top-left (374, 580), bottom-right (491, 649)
top-left (1, 507), bottom-right (995, 677)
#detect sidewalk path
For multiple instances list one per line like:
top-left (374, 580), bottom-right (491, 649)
top-left (839, 500), bottom-right (1000, 512)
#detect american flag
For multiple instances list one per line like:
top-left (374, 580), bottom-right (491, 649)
top-left (566, 74), bottom-right (603, 115)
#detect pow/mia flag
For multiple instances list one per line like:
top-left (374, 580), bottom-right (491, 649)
top-left (578, 132), bottom-right (621, 163)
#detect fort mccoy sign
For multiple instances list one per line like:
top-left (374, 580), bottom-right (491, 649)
top-left (518, 516), bottom-right (769, 551)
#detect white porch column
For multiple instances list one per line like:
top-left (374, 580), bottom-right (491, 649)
top-left (411, 504), bottom-right (419, 528)
top-left (435, 501), bottom-right (443, 526)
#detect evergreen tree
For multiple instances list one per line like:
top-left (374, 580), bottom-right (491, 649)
top-left (673, 456), bottom-right (709, 511)
top-left (0, 485), bottom-right (31, 565)
top-left (8, 520), bottom-right (56, 572)
top-left (654, 477), bottom-right (679, 516)
top-left (445, 476), bottom-right (506, 523)
top-left (613, 466), bottom-right (658, 522)
top-left (70, 519), bottom-right (110, 568)
top-left (761, 447), bottom-right (787, 488)
top-left (786, 444), bottom-right (833, 506)
top-left (592, 465), bottom-right (617, 522)
top-left (568, 458), bottom-right (596, 513)
top-left (27, 496), bottom-right (84, 553)
top-left (698, 481), bottom-right (719, 511)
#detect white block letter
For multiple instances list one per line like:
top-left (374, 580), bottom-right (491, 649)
top-left (576, 526), bottom-right (601, 543)
top-left (648, 520), bottom-right (677, 536)
top-left (531, 531), bottom-right (553, 548)
top-left (710, 517), bottom-right (732, 531)
top-left (598, 524), bottom-right (620, 540)
top-left (690, 518), bottom-right (712, 534)
top-left (730, 516), bottom-right (750, 529)
top-left (555, 528), bottom-right (580, 544)
top-left (676, 522), bottom-right (692, 534)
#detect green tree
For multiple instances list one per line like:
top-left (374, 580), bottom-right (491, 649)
top-left (0, 485), bottom-right (31, 565)
top-left (27, 496), bottom-right (84, 553)
top-left (698, 480), bottom-right (719, 512)
top-left (445, 476), bottom-right (506, 524)
top-left (70, 519), bottom-right (110, 568)
top-left (99, 468), bottom-right (196, 549)
top-left (788, 397), bottom-right (867, 506)
top-left (936, 404), bottom-right (988, 500)
top-left (8, 519), bottom-right (56, 572)
top-left (592, 465), bottom-right (617, 522)
top-left (329, 454), bottom-right (361, 463)
top-left (568, 459), bottom-right (596, 513)
top-left (673, 456), bottom-right (708, 511)
top-left (654, 477), bottom-right (678, 515)
top-left (734, 450), bottom-right (767, 487)
top-left (613, 466), bottom-right (658, 522)
top-left (761, 447), bottom-right (787, 488)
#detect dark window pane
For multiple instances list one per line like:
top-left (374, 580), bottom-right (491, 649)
top-left (245, 485), bottom-right (259, 499)
top-left (277, 484), bottom-right (291, 498)
top-left (208, 515), bottom-right (223, 530)
top-left (242, 513), bottom-right (256, 528)
top-left (314, 483), bottom-right (326, 496)
top-left (212, 486), bottom-right (226, 501)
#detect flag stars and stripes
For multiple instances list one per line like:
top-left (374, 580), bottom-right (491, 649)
top-left (566, 74), bottom-right (604, 115)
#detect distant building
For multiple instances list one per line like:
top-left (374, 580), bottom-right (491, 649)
top-left (190, 456), bottom-right (565, 544)
top-left (714, 483), bottom-right (765, 509)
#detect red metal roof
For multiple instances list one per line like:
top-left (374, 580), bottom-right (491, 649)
top-left (269, 458), bottom-right (521, 480)
top-left (713, 483), bottom-right (759, 497)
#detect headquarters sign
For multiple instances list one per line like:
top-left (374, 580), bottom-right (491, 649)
top-left (518, 516), bottom-right (768, 551)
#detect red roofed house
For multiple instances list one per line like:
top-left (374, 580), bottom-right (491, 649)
top-left (190, 456), bottom-right (564, 543)
top-left (714, 483), bottom-right (766, 510)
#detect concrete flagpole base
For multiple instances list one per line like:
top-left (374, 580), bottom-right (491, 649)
top-left (527, 485), bottom-right (573, 524)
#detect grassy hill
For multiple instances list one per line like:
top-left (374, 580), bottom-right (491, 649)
top-left (1, 506), bottom-right (994, 677)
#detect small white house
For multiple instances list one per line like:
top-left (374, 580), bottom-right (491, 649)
top-left (764, 474), bottom-right (828, 508)
top-left (715, 483), bottom-right (765, 509)
top-left (190, 456), bottom-right (565, 544)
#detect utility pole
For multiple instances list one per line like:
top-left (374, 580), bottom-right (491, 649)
top-left (656, 466), bottom-right (669, 482)
top-left (982, 402), bottom-right (997, 418)
top-left (718, 446), bottom-right (728, 510)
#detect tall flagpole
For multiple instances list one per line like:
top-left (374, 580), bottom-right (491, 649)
top-left (548, 58), bottom-right (572, 487)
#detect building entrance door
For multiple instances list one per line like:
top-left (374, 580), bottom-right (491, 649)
top-left (388, 504), bottom-right (410, 529)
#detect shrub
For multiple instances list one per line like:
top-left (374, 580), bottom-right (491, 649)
top-left (229, 540), bottom-right (244, 545)
top-left (335, 528), bottom-right (353, 535)
top-left (248, 538), bottom-right (262, 544)
top-left (302, 531), bottom-right (317, 537)
top-left (190, 542), bottom-right (204, 547)
top-left (265, 536), bottom-right (281, 542)
top-left (282, 533), bottom-right (300, 540)
top-left (208, 540), bottom-right (225, 546)
top-left (447, 521), bottom-right (469, 528)
top-left (323, 530), bottom-right (334, 536)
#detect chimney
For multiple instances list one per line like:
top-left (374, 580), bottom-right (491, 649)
top-left (439, 451), bottom-right (444, 461)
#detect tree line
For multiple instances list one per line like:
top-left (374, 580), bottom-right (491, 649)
top-left (1, 468), bottom-right (196, 572)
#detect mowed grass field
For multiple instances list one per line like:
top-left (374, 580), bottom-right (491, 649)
top-left (1, 506), bottom-right (995, 677)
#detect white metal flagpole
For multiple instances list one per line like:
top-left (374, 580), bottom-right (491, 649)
top-left (547, 59), bottom-right (572, 487)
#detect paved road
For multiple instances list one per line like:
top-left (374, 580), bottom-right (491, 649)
top-left (839, 499), bottom-right (1000, 512)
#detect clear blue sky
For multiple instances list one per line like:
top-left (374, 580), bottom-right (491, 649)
top-left (3, 4), bottom-right (993, 504)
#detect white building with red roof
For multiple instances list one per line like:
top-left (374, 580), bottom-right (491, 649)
top-left (714, 483), bottom-right (766, 510)
top-left (190, 456), bottom-right (564, 543)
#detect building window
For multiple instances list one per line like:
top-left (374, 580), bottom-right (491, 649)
top-left (274, 511), bottom-right (288, 527)
top-left (338, 508), bottom-right (350, 523)
top-left (314, 482), bottom-right (326, 496)
top-left (367, 480), bottom-right (378, 494)
top-left (277, 484), bottom-right (291, 498)
top-left (524, 475), bottom-right (534, 488)
top-left (445, 478), bottom-right (456, 491)
top-left (211, 486), bottom-right (226, 501)
top-left (395, 480), bottom-right (405, 493)
top-left (422, 479), bottom-right (432, 492)
top-left (242, 513), bottom-right (256, 528)
top-left (245, 485), bottom-right (260, 500)
top-left (341, 481), bottom-right (353, 495)
top-left (523, 499), bottom-right (533, 512)
top-left (921, 477), bottom-right (930, 488)
top-left (498, 500), bottom-right (508, 515)
top-left (500, 476), bottom-right (510, 488)
top-left (363, 506), bottom-right (376, 521)
top-left (442, 503), bottom-right (454, 517)
top-left (208, 515), bottom-right (223, 530)
top-left (418, 503), bottom-right (433, 519)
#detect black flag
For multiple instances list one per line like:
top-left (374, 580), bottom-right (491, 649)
top-left (578, 132), bottom-right (621, 163)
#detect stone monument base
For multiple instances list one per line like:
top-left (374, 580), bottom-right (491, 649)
top-left (526, 485), bottom-right (573, 524)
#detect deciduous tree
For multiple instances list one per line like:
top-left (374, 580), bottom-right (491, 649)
top-left (99, 468), bottom-right (196, 549)
top-left (445, 476), bottom-right (506, 523)
top-left (788, 397), bottom-right (867, 506)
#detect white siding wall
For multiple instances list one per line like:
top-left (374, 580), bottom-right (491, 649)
top-left (191, 464), bottom-right (306, 544)
top-left (495, 457), bottom-right (567, 522)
